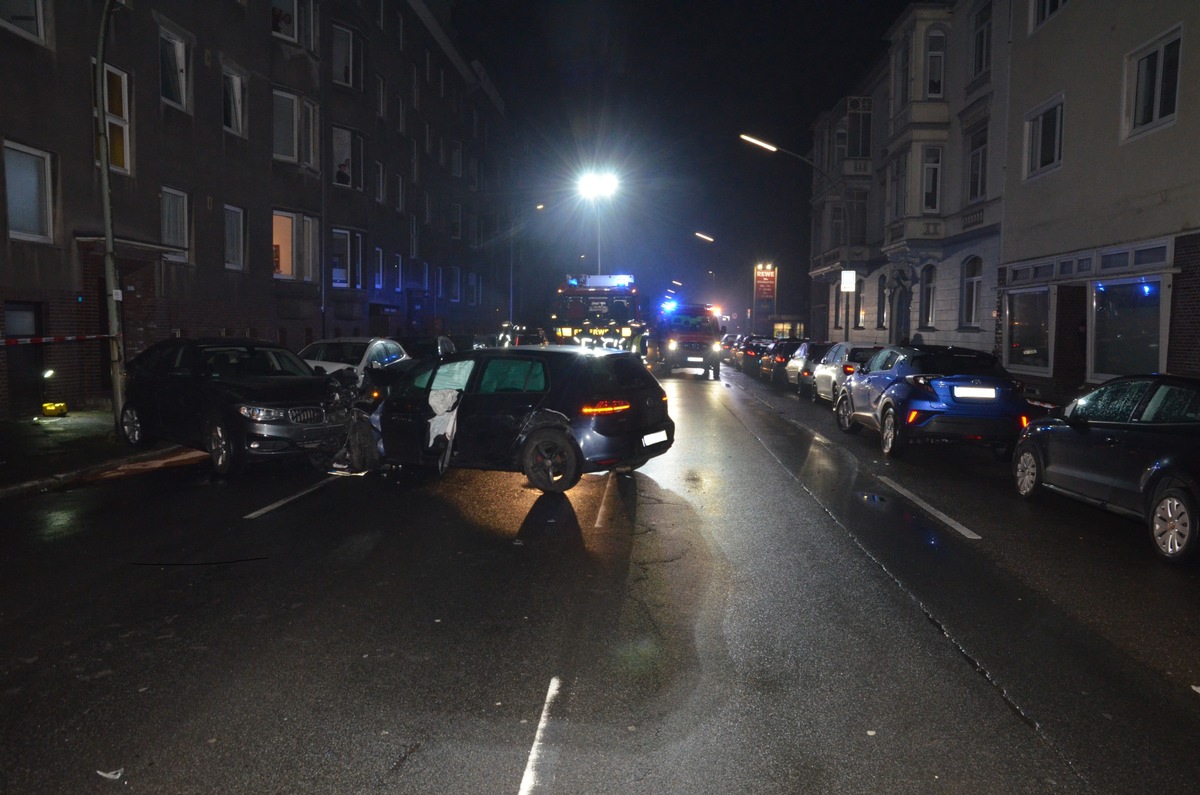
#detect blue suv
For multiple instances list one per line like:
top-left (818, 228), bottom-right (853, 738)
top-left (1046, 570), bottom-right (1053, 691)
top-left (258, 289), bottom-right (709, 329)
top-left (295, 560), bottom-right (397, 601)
top-left (834, 344), bottom-right (1034, 459)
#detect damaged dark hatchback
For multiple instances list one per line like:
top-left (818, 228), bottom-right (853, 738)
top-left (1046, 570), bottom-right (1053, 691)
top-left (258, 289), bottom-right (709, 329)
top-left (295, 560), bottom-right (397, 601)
top-left (346, 346), bottom-right (674, 492)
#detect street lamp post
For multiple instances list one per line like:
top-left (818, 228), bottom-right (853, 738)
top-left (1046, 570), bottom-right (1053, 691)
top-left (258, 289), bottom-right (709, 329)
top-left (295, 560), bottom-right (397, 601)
top-left (577, 172), bottom-right (619, 276)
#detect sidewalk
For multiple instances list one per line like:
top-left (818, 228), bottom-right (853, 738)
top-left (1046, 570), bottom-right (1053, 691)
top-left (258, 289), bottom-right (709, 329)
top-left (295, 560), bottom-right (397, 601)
top-left (0, 409), bottom-right (167, 499)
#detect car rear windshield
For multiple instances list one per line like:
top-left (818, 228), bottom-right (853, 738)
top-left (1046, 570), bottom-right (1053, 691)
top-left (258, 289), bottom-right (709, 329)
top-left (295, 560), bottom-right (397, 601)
top-left (591, 354), bottom-right (659, 390)
top-left (912, 350), bottom-right (1004, 376)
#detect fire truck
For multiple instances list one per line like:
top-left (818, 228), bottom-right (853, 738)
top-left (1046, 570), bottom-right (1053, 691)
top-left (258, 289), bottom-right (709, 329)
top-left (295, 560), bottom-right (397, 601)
top-left (548, 274), bottom-right (645, 348)
top-left (647, 301), bottom-right (724, 378)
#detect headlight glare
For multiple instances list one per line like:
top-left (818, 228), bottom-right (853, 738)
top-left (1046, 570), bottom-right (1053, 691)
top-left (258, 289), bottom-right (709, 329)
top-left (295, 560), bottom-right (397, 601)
top-left (239, 405), bottom-right (287, 422)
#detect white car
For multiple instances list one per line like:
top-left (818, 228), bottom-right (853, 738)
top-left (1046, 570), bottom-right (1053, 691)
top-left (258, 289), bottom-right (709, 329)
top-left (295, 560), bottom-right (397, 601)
top-left (810, 342), bottom-right (882, 404)
top-left (299, 337), bottom-right (409, 386)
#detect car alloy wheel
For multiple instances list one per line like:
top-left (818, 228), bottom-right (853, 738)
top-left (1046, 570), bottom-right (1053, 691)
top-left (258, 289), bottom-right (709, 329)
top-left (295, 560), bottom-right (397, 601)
top-left (881, 407), bottom-right (907, 458)
top-left (522, 428), bottom-right (582, 493)
top-left (1150, 485), bottom-right (1197, 562)
top-left (835, 394), bottom-right (861, 434)
top-left (1013, 443), bottom-right (1043, 498)
top-left (209, 419), bottom-right (246, 477)
top-left (120, 404), bottom-right (152, 448)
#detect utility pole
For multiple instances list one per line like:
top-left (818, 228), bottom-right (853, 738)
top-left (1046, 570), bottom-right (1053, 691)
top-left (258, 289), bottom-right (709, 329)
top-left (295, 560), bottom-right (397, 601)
top-left (95, 0), bottom-right (125, 431)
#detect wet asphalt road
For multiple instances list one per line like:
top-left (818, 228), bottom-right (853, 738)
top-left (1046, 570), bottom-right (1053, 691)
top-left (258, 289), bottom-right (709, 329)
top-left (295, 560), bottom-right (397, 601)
top-left (2, 364), bottom-right (1199, 793)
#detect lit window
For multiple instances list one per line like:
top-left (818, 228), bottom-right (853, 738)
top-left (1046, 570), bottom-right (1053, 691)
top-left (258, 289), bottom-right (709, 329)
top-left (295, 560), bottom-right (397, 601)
top-left (94, 63), bottom-right (130, 172)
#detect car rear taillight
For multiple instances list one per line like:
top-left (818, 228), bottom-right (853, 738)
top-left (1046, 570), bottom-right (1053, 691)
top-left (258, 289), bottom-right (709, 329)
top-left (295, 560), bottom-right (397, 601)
top-left (582, 399), bottom-right (632, 415)
top-left (904, 374), bottom-right (941, 394)
top-left (1020, 415), bottom-right (1029, 428)
top-left (842, 364), bottom-right (857, 375)
top-left (774, 355), bottom-right (786, 364)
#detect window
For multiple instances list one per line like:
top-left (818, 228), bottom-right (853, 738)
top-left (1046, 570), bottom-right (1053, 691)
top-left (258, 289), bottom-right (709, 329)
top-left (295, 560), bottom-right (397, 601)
top-left (847, 190), bottom-right (867, 247)
top-left (332, 25), bottom-right (361, 89)
top-left (332, 126), bottom-right (362, 189)
top-left (854, 279), bottom-right (865, 328)
top-left (448, 202), bottom-right (462, 238)
top-left (95, 63), bottom-right (130, 172)
top-left (876, 275), bottom-right (888, 329)
top-left (224, 206), bottom-right (245, 270)
top-left (1128, 30), bottom-right (1181, 135)
top-left (894, 33), bottom-right (912, 108)
top-left (1093, 277), bottom-right (1165, 377)
top-left (374, 247), bottom-right (384, 289)
top-left (331, 229), bottom-right (362, 289)
top-left (222, 69), bottom-right (246, 136)
top-left (972, 2), bottom-right (992, 77)
top-left (376, 74), bottom-right (386, 117)
top-left (394, 254), bottom-right (403, 292)
top-left (161, 187), bottom-right (189, 261)
top-left (412, 65), bottom-right (420, 110)
top-left (411, 139), bottom-right (420, 185)
top-left (300, 99), bottom-right (319, 168)
top-left (272, 90), bottom-right (298, 161)
top-left (4, 142), bottom-right (52, 242)
top-left (847, 97), bottom-right (871, 158)
top-left (962, 257), bottom-right (983, 327)
top-left (450, 140), bottom-right (462, 177)
top-left (375, 161), bottom-right (385, 203)
top-left (446, 266), bottom-right (461, 302)
top-left (922, 146), bottom-right (942, 213)
top-left (270, 0), bottom-right (315, 49)
top-left (396, 94), bottom-right (406, 133)
top-left (159, 29), bottom-right (189, 111)
top-left (1034, 0), bottom-right (1067, 28)
top-left (1, 0), bottom-right (44, 41)
top-left (272, 211), bottom-right (319, 281)
top-left (967, 126), bottom-right (988, 201)
top-left (410, 216), bottom-right (418, 258)
top-left (395, 173), bottom-right (404, 212)
top-left (1068, 379), bottom-right (1151, 423)
top-left (919, 264), bottom-right (936, 327)
top-left (926, 31), bottom-right (945, 98)
top-left (833, 285), bottom-right (843, 329)
top-left (1005, 289), bottom-right (1050, 370)
top-left (1026, 99), bottom-right (1063, 176)
top-left (830, 204), bottom-right (845, 248)
top-left (889, 151), bottom-right (908, 220)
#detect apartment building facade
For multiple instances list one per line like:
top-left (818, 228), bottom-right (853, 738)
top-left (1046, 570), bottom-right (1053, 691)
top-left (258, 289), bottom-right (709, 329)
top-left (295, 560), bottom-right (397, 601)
top-left (811, 0), bottom-right (1200, 405)
top-left (0, 0), bottom-right (512, 414)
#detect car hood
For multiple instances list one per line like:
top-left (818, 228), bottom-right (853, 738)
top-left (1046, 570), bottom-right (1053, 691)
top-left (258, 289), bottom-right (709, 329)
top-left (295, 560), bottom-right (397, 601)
top-left (213, 376), bottom-right (343, 405)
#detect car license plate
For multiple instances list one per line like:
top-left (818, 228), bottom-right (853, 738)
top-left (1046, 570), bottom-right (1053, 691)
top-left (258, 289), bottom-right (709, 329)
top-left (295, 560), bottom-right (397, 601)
top-left (686, 356), bottom-right (704, 363)
top-left (954, 386), bottom-right (996, 399)
top-left (642, 430), bottom-right (668, 446)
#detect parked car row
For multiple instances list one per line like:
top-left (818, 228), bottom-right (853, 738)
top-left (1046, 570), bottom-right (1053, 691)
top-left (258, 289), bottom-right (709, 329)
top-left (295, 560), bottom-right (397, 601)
top-left (734, 339), bottom-right (1200, 566)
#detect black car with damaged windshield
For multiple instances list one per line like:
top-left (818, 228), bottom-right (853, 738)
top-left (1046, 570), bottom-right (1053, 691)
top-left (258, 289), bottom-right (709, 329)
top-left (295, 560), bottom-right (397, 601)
top-left (346, 346), bottom-right (674, 492)
top-left (119, 338), bottom-right (353, 476)
top-left (1013, 374), bottom-right (1200, 563)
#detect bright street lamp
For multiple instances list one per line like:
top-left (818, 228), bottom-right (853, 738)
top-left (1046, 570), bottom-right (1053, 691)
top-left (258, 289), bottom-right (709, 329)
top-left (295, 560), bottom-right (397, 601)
top-left (577, 172), bottom-right (619, 275)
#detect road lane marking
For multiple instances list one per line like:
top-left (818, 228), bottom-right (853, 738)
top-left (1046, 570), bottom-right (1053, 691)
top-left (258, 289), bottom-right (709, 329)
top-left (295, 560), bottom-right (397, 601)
top-left (878, 476), bottom-right (982, 540)
top-left (519, 676), bottom-right (562, 794)
top-left (244, 476), bottom-right (339, 519)
top-left (594, 471), bottom-right (617, 529)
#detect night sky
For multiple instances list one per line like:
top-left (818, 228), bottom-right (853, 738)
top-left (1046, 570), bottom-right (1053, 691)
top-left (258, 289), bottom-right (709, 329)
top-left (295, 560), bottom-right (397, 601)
top-left (453, 0), bottom-right (912, 328)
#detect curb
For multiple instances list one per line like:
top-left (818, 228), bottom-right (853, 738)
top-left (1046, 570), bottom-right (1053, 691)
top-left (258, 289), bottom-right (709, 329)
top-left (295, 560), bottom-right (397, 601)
top-left (0, 446), bottom-right (194, 501)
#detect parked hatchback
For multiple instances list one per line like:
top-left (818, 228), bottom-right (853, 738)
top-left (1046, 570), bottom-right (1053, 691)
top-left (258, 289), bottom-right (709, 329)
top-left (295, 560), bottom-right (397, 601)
top-left (784, 341), bottom-right (833, 397)
top-left (835, 344), bottom-right (1033, 458)
top-left (120, 337), bottom-right (353, 475)
top-left (811, 343), bottom-right (882, 404)
top-left (347, 346), bottom-right (674, 492)
top-left (1013, 374), bottom-right (1200, 563)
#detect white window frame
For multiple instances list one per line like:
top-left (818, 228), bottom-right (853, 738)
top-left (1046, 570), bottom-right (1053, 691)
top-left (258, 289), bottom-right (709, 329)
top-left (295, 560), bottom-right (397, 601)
top-left (395, 173), bottom-right (404, 213)
top-left (270, 0), bottom-right (315, 49)
top-left (962, 257), bottom-right (983, 327)
top-left (1004, 286), bottom-right (1055, 375)
top-left (394, 253), bottom-right (403, 292)
top-left (926, 30), bottom-right (945, 99)
top-left (1, 0), bottom-right (45, 42)
top-left (921, 146), bottom-right (942, 213)
top-left (1025, 96), bottom-right (1064, 178)
top-left (972, 2), bottom-right (992, 77)
top-left (4, 141), bottom-right (53, 243)
top-left (159, 29), bottom-right (189, 112)
top-left (332, 229), bottom-right (351, 288)
top-left (272, 90), bottom-right (298, 162)
top-left (1125, 28), bottom-right (1181, 138)
top-left (332, 24), bottom-right (360, 89)
top-left (95, 62), bottom-right (131, 174)
top-left (919, 264), bottom-right (937, 328)
top-left (332, 126), bottom-right (362, 189)
top-left (967, 126), bottom-right (988, 202)
top-left (375, 161), bottom-right (386, 203)
top-left (376, 74), bottom-right (386, 117)
top-left (222, 68), bottom-right (246, 136)
top-left (161, 186), bottom-right (190, 262)
top-left (374, 247), bottom-right (384, 289)
top-left (300, 99), bottom-right (319, 169)
top-left (272, 211), bottom-right (319, 281)
top-left (224, 205), bottom-right (245, 270)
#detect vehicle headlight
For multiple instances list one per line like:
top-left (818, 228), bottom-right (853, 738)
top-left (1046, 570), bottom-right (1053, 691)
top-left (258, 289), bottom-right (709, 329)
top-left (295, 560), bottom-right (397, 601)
top-left (239, 405), bottom-right (287, 422)
top-left (710, 341), bottom-right (722, 353)
top-left (667, 339), bottom-right (678, 351)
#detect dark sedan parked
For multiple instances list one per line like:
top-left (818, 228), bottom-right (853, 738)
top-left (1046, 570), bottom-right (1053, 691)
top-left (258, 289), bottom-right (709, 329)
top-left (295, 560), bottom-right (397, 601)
top-left (1014, 374), bottom-right (1200, 563)
top-left (348, 346), bottom-right (674, 492)
top-left (757, 340), bottom-right (802, 385)
top-left (120, 338), bottom-right (353, 475)
top-left (835, 344), bottom-right (1033, 458)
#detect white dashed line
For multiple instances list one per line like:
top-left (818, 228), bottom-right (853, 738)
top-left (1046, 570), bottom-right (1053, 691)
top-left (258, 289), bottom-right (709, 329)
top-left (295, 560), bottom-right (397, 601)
top-left (244, 476), bottom-right (339, 519)
top-left (878, 475), bottom-right (982, 540)
top-left (518, 676), bottom-right (562, 794)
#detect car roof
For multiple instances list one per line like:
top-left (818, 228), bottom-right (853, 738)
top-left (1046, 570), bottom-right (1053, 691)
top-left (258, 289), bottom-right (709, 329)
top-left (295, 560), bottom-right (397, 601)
top-left (303, 336), bottom-right (386, 345)
top-left (189, 337), bottom-right (289, 349)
